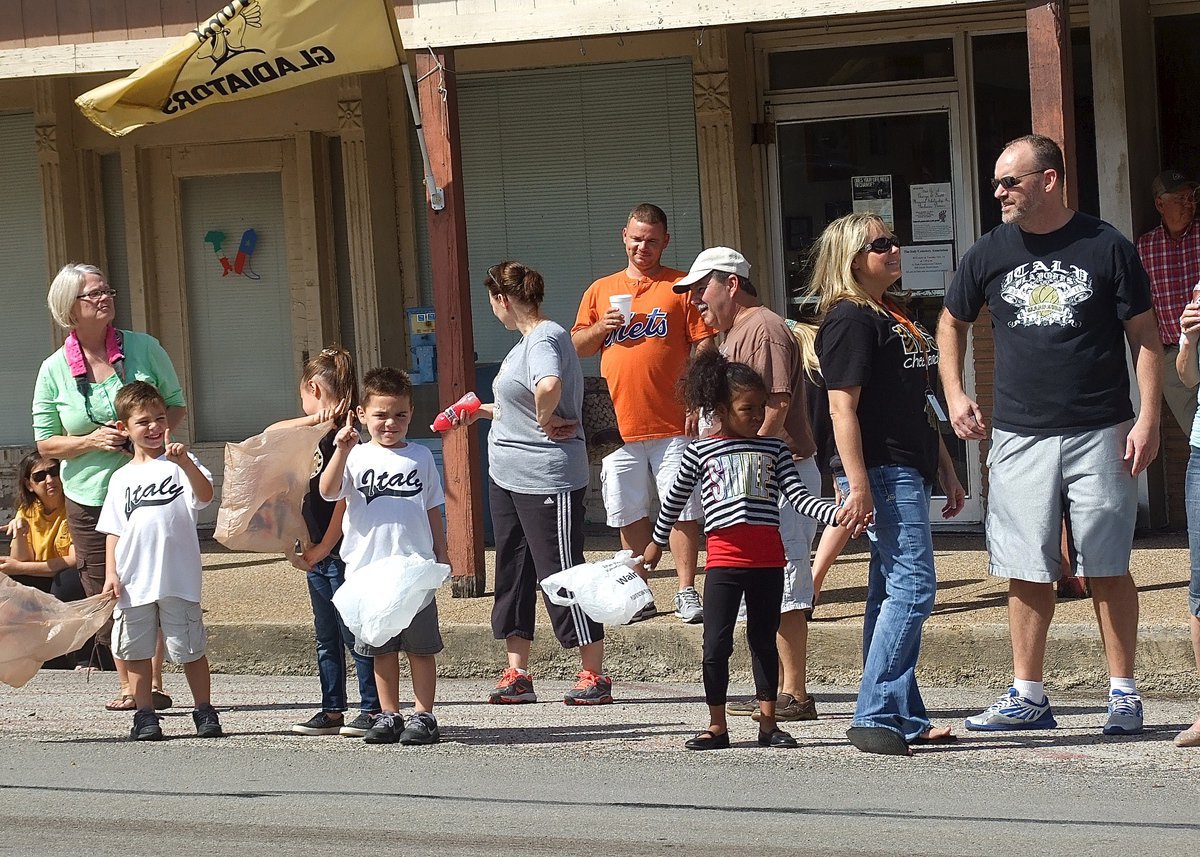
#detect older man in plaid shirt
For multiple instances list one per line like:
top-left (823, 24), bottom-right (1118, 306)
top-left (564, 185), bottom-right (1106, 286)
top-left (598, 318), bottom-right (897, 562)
top-left (1137, 169), bottom-right (1200, 434)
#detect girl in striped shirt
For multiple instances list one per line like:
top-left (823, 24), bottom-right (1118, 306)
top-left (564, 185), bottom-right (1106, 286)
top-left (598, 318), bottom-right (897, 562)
top-left (644, 351), bottom-right (852, 750)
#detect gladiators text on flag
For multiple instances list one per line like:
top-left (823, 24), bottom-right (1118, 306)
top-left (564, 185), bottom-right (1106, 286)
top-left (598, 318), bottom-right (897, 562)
top-left (75, 0), bottom-right (404, 137)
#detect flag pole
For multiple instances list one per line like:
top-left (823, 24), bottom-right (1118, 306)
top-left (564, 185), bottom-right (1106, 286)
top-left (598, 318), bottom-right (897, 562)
top-left (380, 0), bottom-right (444, 211)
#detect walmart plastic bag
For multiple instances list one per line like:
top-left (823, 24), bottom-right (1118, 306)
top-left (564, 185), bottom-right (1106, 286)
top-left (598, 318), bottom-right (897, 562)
top-left (0, 576), bottom-right (116, 688)
top-left (332, 554), bottom-right (451, 646)
top-left (540, 551), bottom-right (652, 625)
top-left (215, 422), bottom-right (331, 568)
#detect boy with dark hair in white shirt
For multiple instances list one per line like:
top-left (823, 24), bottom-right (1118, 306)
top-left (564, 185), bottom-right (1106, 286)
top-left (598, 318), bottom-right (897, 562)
top-left (99, 381), bottom-right (221, 741)
top-left (320, 367), bottom-right (449, 745)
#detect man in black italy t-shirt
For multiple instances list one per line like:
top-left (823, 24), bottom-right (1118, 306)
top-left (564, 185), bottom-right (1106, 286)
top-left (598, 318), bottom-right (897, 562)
top-left (937, 134), bottom-right (1162, 737)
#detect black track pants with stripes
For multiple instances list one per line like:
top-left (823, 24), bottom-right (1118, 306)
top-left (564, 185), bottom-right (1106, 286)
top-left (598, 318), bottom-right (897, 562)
top-left (489, 480), bottom-right (604, 649)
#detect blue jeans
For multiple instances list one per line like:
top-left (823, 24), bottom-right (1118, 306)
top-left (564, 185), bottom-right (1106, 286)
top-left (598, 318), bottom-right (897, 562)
top-left (1186, 448), bottom-right (1200, 619)
top-left (307, 556), bottom-right (379, 713)
top-left (836, 466), bottom-right (936, 741)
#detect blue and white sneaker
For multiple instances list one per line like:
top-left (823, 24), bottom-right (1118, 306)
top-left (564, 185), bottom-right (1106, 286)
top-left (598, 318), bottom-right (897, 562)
top-left (965, 687), bottom-right (1057, 731)
top-left (1103, 689), bottom-right (1143, 735)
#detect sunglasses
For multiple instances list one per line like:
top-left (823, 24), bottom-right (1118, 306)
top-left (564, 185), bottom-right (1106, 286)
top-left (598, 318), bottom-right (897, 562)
top-left (990, 169), bottom-right (1048, 191)
top-left (76, 288), bottom-right (118, 303)
top-left (30, 463), bottom-right (61, 483)
top-left (860, 236), bottom-right (900, 254)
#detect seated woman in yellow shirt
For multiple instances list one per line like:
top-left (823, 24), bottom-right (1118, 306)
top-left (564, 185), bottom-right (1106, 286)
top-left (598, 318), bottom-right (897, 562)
top-left (2, 453), bottom-right (80, 598)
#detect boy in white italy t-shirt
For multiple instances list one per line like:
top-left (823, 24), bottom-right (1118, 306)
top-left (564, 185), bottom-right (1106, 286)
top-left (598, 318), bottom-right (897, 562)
top-left (320, 367), bottom-right (448, 746)
top-left (98, 381), bottom-right (221, 742)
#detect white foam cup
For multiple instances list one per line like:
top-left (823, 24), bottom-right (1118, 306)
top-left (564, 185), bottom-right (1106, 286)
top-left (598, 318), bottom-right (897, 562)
top-left (609, 293), bottom-right (634, 321)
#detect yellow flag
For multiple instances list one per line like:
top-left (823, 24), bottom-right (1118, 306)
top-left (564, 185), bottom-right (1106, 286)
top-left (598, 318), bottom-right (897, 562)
top-left (76, 0), bottom-right (404, 137)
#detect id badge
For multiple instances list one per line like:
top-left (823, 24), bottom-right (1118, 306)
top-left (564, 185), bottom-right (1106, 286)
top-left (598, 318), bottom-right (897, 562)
top-left (925, 390), bottom-right (948, 425)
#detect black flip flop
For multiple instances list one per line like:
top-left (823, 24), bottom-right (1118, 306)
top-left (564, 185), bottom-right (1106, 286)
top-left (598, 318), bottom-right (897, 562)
top-left (846, 726), bottom-right (912, 756)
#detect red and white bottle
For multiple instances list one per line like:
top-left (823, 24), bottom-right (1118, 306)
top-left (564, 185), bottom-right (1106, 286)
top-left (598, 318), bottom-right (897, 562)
top-left (431, 392), bottom-right (481, 432)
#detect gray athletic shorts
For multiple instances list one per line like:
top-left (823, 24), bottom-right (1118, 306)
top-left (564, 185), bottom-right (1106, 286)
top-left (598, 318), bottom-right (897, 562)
top-left (986, 420), bottom-right (1137, 583)
top-left (111, 597), bottom-right (207, 664)
top-left (353, 598), bottom-right (444, 657)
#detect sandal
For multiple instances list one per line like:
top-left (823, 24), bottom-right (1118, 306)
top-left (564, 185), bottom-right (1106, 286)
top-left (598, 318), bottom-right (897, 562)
top-left (847, 726), bottom-right (912, 756)
top-left (151, 690), bottom-right (173, 711)
top-left (105, 694), bottom-right (137, 712)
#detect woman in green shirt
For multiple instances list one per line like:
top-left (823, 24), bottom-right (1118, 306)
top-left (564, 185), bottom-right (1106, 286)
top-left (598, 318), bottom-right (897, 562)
top-left (32, 263), bottom-right (186, 710)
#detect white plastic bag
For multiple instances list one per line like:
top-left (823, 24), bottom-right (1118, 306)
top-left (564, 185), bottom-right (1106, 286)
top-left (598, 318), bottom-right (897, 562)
top-left (332, 554), bottom-right (450, 646)
top-left (540, 550), bottom-right (653, 625)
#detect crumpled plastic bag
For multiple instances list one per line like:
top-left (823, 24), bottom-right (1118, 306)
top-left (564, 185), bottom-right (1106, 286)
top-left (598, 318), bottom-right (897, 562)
top-left (0, 575), bottom-right (116, 687)
top-left (540, 550), bottom-right (652, 625)
top-left (332, 555), bottom-right (451, 646)
top-left (215, 422), bottom-right (330, 568)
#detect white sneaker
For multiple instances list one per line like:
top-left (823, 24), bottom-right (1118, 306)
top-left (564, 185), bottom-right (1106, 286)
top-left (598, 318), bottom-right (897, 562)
top-left (964, 687), bottom-right (1057, 731)
top-left (1103, 690), bottom-right (1143, 735)
top-left (673, 587), bottom-right (703, 624)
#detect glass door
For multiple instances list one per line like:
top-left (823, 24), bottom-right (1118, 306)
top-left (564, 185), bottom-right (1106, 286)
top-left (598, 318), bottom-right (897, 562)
top-left (767, 96), bottom-right (982, 524)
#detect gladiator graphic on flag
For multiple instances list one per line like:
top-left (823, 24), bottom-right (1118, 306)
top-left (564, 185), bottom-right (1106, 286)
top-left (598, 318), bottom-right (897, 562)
top-left (999, 260), bottom-right (1094, 328)
top-left (196, 1), bottom-right (265, 71)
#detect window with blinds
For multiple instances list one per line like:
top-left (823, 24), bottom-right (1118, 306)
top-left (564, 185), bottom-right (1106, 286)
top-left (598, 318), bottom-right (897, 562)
top-left (180, 172), bottom-right (297, 441)
top-left (0, 114), bottom-right (50, 446)
top-left (99, 153), bottom-right (134, 332)
top-left (455, 59), bottom-right (703, 368)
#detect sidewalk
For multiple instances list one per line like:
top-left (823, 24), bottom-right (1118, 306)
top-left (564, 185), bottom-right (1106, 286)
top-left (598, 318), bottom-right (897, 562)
top-left (198, 531), bottom-right (1200, 694)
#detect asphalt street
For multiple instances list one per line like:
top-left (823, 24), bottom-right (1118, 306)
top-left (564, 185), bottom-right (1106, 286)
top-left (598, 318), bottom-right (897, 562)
top-left (1, 673), bottom-right (1198, 856)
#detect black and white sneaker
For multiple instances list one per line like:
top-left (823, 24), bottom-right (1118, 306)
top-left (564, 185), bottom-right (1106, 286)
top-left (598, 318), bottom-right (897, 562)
top-left (340, 711), bottom-right (377, 738)
top-left (130, 708), bottom-right (163, 741)
top-left (193, 704), bottom-right (224, 738)
top-left (363, 712), bottom-right (402, 744)
top-left (292, 710), bottom-right (344, 736)
top-left (398, 712), bottom-right (441, 746)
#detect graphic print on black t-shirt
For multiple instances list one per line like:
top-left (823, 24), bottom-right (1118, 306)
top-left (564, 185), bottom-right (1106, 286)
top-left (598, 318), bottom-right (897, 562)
top-left (356, 465), bottom-right (424, 504)
top-left (894, 320), bottom-right (939, 371)
top-left (815, 301), bottom-right (940, 482)
top-left (999, 259), bottom-right (1094, 329)
top-left (945, 213), bottom-right (1153, 434)
top-left (123, 477), bottom-right (185, 516)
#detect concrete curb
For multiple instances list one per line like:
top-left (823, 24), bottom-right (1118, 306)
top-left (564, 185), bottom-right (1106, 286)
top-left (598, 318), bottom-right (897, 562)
top-left (205, 621), bottom-right (1200, 695)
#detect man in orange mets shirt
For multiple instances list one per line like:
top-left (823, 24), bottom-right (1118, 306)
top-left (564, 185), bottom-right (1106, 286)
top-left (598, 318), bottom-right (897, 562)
top-left (572, 203), bottom-right (717, 623)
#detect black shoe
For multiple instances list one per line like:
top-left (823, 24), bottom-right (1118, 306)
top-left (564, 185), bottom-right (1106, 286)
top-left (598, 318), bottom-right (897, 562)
top-left (398, 712), bottom-right (441, 746)
top-left (130, 708), bottom-right (163, 741)
top-left (757, 727), bottom-right (798, 748)
top-left (292, 710), bottom-right (344, 736)
top-left (363, 712), bottom-right (402, 744)
top-left (339, 711), bottom-right (377, 738)
top-left (193, 704), bottom-right (224, 738)
top-left (684, 729), bottom-right (730, 751)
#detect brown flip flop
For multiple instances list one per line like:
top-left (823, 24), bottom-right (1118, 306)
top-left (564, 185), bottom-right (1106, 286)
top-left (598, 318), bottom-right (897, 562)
top-left (105, 694), bottom-right (136, 712)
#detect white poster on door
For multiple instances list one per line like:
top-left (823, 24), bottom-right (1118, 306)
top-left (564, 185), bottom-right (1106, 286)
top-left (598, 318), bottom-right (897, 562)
top-left (852, 175), bottom-right (893, 228)
top-left (901, 243), bottom-right (955, 294)
top-left (910, 182), bottom-right (954, 242)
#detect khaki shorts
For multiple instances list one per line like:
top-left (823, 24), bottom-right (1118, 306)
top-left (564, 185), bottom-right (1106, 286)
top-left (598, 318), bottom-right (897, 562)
top-left (986, 421), bottom-right (1137, 582)
top-left (780, 456), bottom-right (821, 612)
top-left (111, 597), bottom-right (208, 663)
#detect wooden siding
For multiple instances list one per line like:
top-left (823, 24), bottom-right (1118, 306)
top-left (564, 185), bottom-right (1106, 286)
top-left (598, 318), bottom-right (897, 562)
top-left (0, 2), bottom-right (411, 49)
